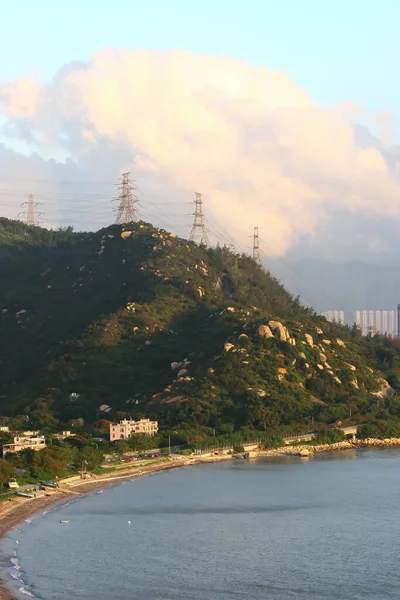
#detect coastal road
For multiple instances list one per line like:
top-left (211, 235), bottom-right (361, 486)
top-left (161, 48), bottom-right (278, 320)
top-left (283, 426), bottom-right (358, 445)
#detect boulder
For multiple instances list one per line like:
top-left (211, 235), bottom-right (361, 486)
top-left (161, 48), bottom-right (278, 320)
top-left (171, 361), bottom-right (182, 370)
top-left (322, 339), bottom-right (332, 345)
top-left (344, 362), bottom-right (356, 371)
top-left (177, 368), bottom-right (188, 378)
top-left (257, 325), bottom-right (274, 339)
top-left (315, 327), bottom-right (323, 335)
top-left (277, 367), bottom-right (287, 381)
top-left (336, 338), bottom-right (345, 347)
top-left (299, 448), bottom-right (311, 457)
top-left (299, 352), bottom-right (306, 359)
top-left (224, 342), bottom-right (234, 352)
top-left (305, 334), bottom-right (314, 347)
top-left (268, 320), bottom-right (289, 341)
top-left (121, 231), bottom-right (132, 239)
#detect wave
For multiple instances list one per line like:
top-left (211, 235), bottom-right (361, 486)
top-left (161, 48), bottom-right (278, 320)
top-left (19, 586), bottom-right (36, 597)
top-left (9, 570), bottom-right (22, 580)
top-left (10, 557), bottom-right (22, 570)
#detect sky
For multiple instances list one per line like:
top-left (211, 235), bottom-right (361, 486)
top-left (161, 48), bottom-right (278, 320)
top-left (1, 0), bottom-right (400, 261)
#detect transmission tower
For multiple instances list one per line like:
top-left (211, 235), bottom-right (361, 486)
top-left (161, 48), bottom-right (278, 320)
top-left (189, 192), bottom-right (210, 248)
top-left (18, 194), bottom-right (43, 226)
top-left (114, 172), bottom-right (139, 224)
top-left (252, 226), bottom-right (261, 265)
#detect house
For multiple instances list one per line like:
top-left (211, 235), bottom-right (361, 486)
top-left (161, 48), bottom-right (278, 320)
top-left (2, 435), bottom-right (47, 456)
top-left (110, 418), bottom-right (158, 441)
top-left (54, 430), bottom-right (75, 440)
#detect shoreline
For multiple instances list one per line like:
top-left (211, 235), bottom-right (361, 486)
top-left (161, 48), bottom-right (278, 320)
top-left (1, 438), bottom-right (400, 599)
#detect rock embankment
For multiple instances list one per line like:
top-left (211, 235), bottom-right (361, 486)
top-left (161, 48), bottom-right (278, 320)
top-left (258, 438), bottom-right (400, 457)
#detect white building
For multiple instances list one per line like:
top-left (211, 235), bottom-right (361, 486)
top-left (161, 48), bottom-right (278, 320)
top-left (2, 435), bottom-right (46, 456)
top-left (322, 310), bottom-right (344, 324)
top-left (110, 419), bottom-right (159, 441)
top-left (355, 309), bottom-right (399, 337)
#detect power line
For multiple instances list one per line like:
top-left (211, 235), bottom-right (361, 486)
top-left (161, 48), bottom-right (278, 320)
top-left (113, 172), bottom-right (139, 225)
top-left (189, 192), bottom-right (210, 248)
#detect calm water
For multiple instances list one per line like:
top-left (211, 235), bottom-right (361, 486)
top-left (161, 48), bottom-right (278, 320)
top-left (3, 448), bottom-right (400, 600)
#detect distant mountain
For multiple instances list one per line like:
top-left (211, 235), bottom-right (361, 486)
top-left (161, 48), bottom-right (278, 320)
top-left (266, 258), bottom-right (400, 323)
top-left (1, 217), bottom-right (399, 436)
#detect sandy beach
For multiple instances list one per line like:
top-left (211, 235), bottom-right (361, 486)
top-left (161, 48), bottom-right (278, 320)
top-left (1, 438), bottom-right (400, 599)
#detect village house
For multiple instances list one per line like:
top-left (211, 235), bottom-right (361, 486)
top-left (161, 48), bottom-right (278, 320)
top-left (110, 418), bottom-right (158, 441)
top-left (2, 435), bottom-right (47, 456)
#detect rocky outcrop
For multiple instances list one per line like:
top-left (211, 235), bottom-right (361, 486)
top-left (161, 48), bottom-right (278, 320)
top-left (305, 333), bottom-right (314, 347)
top-left (277, 367), bottom-right (288, 381)
top-left (268, 321), bottom-right (289, 341)
top-left (344, 362), bottom-right (356, 371)
top-left (372, 379), bottom-right (394, 400)
top-left (257, 325), bottom-right (274, 339)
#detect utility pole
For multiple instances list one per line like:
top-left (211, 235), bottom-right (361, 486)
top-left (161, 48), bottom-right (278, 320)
top-left (18, 194), bottom-right (42, 226)
top-left (252, 226), bottom-right (261, 265)
top-left (114, 172), bottom-right (139, 224)
top-left (189, 192), bottom-right (210, 248)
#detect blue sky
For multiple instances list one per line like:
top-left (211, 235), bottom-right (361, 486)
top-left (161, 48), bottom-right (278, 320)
top-left (1, 0), bottom-right (398, 129)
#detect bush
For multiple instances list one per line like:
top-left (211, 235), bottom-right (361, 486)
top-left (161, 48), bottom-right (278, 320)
top-left (313, 428), bottom-right (345, 444)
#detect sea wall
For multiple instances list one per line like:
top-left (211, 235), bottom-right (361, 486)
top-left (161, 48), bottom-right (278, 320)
top-left (258, 437), bottom-right (400, 457)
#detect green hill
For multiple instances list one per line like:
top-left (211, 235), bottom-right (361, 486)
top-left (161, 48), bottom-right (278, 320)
top-left (1, 217), bottom-right (400, 438)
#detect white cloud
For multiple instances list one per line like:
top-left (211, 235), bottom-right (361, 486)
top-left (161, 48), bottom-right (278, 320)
top-left (1, 48), bottom-right (400, 255)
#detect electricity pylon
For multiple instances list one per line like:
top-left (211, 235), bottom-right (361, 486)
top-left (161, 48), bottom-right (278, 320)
top-left (114, 172), bottom-right (139, 224)
top-left (189, 192), bottom-right (210, 248)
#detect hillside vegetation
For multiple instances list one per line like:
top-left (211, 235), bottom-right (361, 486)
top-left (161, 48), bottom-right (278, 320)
top-left (1, 217), bottom-right (400, 440)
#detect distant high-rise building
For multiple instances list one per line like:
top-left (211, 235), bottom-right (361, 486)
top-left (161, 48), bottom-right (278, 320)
top-left (322, 310), bottom-right (344, 324)
top-left (361, 310), bottom-right (368, 336)
top-left (375, 310), bottom-right (381, 335)
top-left (368, 310), bottom-right (375, 335)
top-left (354, 309), bottom-right (399, 337)
top-left (389, 310), bottom-right (397, 337)
top-left (397, 304), bottom-right (400, 339)
top-left (382, 310), bottom-right (389, 335)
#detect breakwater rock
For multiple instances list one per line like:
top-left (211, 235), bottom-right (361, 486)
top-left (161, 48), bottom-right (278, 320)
top-left (258, 437), bottom-right (400, 458)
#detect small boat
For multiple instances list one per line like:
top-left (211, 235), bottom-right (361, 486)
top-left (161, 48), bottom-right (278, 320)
top-left (59, 520), bottom-right (70, 524)
top-left (7, 478), bottom-right (19, 489)
top-left (38, 480), bottom-right (58, 489)
top-left (15, 491), bottom-right (35, 498)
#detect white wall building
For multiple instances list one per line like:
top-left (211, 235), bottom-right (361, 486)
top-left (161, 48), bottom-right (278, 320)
top-left (2, 436), bottom-right (46, 456)
top-left (354, 309), bottom-right (398, 337)
top-left (110, 419), bottom-right (159, 441)
top-left (322, 310), bottom-right (344, 324)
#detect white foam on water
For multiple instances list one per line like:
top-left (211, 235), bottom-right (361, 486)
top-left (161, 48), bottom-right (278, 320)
top-left (9, 570), bottom-right (22, 580)
top-left (10, 557), bottom-right (21, 570)
top-left (19, 586), bottom-right (36, 597)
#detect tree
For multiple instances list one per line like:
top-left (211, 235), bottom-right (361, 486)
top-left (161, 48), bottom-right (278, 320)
top-left (0, 459), bottom-right (16, 487)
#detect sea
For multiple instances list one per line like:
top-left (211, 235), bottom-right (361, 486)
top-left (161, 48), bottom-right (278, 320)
top-left (2, 448), bottom-right (400, 600)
